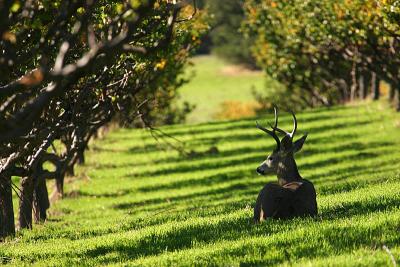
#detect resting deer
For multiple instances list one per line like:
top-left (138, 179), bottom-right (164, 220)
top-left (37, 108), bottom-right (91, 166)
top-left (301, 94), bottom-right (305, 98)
top-left (254, 108), bottom-right (317, 222)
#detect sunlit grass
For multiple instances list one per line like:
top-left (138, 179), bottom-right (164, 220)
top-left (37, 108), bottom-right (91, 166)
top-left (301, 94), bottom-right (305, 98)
top-left (1, 101), bottom-right (400, 266)
top-left (178, 55), bottom-right (278, 123)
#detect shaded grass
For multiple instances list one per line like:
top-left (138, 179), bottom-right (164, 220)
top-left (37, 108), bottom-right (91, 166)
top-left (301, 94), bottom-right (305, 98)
top-left (1, 101), bottom-right (400, 266)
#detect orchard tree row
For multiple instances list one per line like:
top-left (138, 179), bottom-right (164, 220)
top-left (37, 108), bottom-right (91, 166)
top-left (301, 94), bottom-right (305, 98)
top-left (243, 0), bottom-right (400, 110)
top-left (0, 0), bottom-right (206, 239)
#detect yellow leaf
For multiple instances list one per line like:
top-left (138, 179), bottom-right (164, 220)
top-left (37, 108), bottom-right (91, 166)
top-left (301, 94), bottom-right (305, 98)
top-left (20, 69), bottom-right (44, 86)
top-left (2, 31), bottom-right (16, 43)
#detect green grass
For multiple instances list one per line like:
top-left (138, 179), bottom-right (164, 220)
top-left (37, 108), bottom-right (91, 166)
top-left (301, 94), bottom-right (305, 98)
top-left (2, 101), bottom-right (400, 266)
top-left (178, 55), bottom-right (275, 123)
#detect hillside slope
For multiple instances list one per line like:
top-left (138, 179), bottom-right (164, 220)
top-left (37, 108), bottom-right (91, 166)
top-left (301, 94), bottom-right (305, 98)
top-left (1, 102), bottom-right (400, 266)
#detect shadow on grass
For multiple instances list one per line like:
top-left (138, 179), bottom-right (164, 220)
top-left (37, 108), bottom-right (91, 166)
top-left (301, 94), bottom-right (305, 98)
top-left (128, 139), bottom-right (390, 182)
top-left (112, 180), bottom-right (258, 211)
top-left (95, 114), bottom-right (374, 160)
top-left (320, 194), bottom-right (400, 220)
top-left (66, 188), bottom-right (134, 199)
top-left (139, 104), bottom-right (354, 139)
top-left (137, 170), bottom-right (251, 193)
top-left (81, 192), bottom-right (400, 265)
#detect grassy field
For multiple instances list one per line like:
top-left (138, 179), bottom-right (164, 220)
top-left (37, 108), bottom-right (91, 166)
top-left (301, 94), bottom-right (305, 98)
top-left (178, 55), bottom-right (277, 123)
top-left (1, 101), bottom-right (400, 266)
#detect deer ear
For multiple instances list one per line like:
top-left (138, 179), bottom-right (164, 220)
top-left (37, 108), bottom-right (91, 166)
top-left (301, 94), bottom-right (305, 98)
top-left (292, 134), bottom-right (307, 153)
top-left (280, 135), bottom-right (292, 151)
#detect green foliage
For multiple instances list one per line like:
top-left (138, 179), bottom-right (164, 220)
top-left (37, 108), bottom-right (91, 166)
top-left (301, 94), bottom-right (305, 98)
top-left (243, 0), bottom-right (400, 109)
top-left (1, 102), bottom-right (400, 265)
top-left (1, 0), bottom-right (208, 130)
top-left (201, 0), bottom-right (257, 67)
top-left (0, 0), bottom-right (209, 238)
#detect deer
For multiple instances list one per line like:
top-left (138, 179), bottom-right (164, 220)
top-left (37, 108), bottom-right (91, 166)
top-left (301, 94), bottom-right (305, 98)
top-left (253, 108), bottom-right (317, 223)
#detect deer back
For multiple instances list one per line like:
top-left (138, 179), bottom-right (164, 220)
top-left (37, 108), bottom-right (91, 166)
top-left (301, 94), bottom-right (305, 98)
top-left (254, 180), bottom-right (317, 222)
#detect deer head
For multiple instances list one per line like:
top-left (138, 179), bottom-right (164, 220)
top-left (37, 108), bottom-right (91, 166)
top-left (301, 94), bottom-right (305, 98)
top-left (256, 108), bottom-right (307, 186)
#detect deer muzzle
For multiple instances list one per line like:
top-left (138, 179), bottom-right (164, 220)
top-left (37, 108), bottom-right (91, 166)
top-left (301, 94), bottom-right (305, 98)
top-left (256, 163), bottom-right (267, 175)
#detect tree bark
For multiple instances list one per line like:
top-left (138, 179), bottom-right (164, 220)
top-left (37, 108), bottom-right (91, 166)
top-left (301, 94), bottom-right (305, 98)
top-left (0, 174), bottom-right (15, 238)
top-left (389, 83), bottom-right (396, 102)
top-left (371, 72), bottom-right (380, 100)
top-left (55, 172), bottom-right (65, 199)
top-left (65, 163), bottom-right (74, 177)
top-left (77, 149), bottom-right (85, 165)
top-left (33, 174), bottom-right (50, 223)
top-left (18, 176), bottom-right (35, 229)
top-left (358, 73), bottom-right (368, 99)
top-left (350, 62), bottom-right (357, 101)
top-left (395, 89), bottom-right (400, 112)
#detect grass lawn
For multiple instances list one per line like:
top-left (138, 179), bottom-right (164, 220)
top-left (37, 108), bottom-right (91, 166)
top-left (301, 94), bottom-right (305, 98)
top-left (1, 101), bottom-right (400, 266)
top-left (178, 55), bottom-right (277, 124)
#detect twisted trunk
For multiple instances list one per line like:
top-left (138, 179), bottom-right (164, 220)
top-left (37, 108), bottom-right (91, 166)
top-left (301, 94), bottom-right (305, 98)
top-left (18, 175), bottom-right (35, 229)
top-left (0, 174), bottom-right (15, 238)
top-left (33, 173), bottom-right (50, 223)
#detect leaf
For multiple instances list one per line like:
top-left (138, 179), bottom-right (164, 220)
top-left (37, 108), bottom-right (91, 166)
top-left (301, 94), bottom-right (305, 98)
top-left (10, 1), bottom-right (20, 13)
top-left (2, 31), bottom-right (16, 44)
top-left (20, 69), bottom-right (44, 86)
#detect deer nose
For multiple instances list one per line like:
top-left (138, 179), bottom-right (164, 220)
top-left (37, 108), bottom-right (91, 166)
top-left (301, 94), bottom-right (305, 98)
top-left (256, 167), bottom-right (264, 175)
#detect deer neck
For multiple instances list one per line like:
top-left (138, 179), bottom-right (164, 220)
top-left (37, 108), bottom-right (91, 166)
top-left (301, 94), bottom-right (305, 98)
top-left (277, 156), bottom-right (301, 186)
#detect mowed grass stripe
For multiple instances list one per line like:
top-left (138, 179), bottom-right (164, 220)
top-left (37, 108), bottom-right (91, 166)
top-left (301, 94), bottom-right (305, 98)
top-left (1, 101), bottom-right (400, 266)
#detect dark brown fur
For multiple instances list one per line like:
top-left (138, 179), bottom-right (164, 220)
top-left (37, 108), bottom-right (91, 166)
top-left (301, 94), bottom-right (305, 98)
top-left (253, 179), bottom-right (317, 222)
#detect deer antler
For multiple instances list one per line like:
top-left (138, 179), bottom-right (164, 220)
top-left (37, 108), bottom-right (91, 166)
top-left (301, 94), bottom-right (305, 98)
top-left (290, 110), bottom-right (297, 137)
top-left (270, 110), bottom-right (297, 138)
top-left (256, 107), bottom-right (281, 151)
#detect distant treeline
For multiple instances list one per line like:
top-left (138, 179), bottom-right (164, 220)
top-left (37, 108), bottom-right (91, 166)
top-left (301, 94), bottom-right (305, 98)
top-left (195, 0), bottom-right (257, 68)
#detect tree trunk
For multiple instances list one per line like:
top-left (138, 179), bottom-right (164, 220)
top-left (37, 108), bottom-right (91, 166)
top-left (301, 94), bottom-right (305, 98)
top-left (33, 175), bottom-right (50, 223)
top-left (358, 73), bottom-right (367, 99)
top-left (0, 175), bottom-right (15, 238)
top-left (389, 83), bottom-right (396, 102)
top-left (77, 139), bottom-right (88, 165)
top-left (350, 62), bottom-right (357, 101)
top-left (77, 149), bottom-right (85, 165)
top-left (18, 176), bottom-right (35, 229)
top-left (65, 161), bottom-right (74, 177)
top-left (364, 72), bottom-right (371, 99)
top-left (371, 72), bottom-right (380, 100)
top-left (395, 89), bottom-right (400, 111)
top-left (55, 172), bottom-right (65, 199)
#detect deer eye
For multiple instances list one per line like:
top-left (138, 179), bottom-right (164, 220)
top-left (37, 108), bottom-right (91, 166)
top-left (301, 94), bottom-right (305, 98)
top-left (268, 157), bottom-right (273, 161)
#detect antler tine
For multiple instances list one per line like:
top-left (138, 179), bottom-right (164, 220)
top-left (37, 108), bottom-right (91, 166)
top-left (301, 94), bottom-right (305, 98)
top-left (256, 121), bottom-right (281, 151)
top-left (270, 123), bottom-right (288, 135)
top-left (290, 110), bottom-right (297, 137)
top-left (273, 106), bottom-right (278, 128)
top-left (269, 108), bottom-right (297, 138)
top-left (269, 106), bottom-right (286, 135)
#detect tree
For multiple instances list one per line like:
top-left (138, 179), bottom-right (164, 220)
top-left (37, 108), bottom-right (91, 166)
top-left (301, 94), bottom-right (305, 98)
top-left (243, 0), bottom-right (400, 110)
top-left (0, 0), bottom-right (206, 238)
top-left (207, 0), bottom-right (256, 67)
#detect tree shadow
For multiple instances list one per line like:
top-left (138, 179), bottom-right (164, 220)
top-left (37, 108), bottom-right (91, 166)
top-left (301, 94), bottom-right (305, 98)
top-left (137, 170), bottom-right (251, 193)
top-left (127, 138), bottom-right (391, 183)
top-left (66, 188), bottom-right (134, 199)
top-left (98, 106), bottom-right (366, 155)
top-left (80, 190), bottom-right (399, 265)
top-left (112, 180), bottom-right (258, 211)
top-left (320, 194), bottom-right (400, 220)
